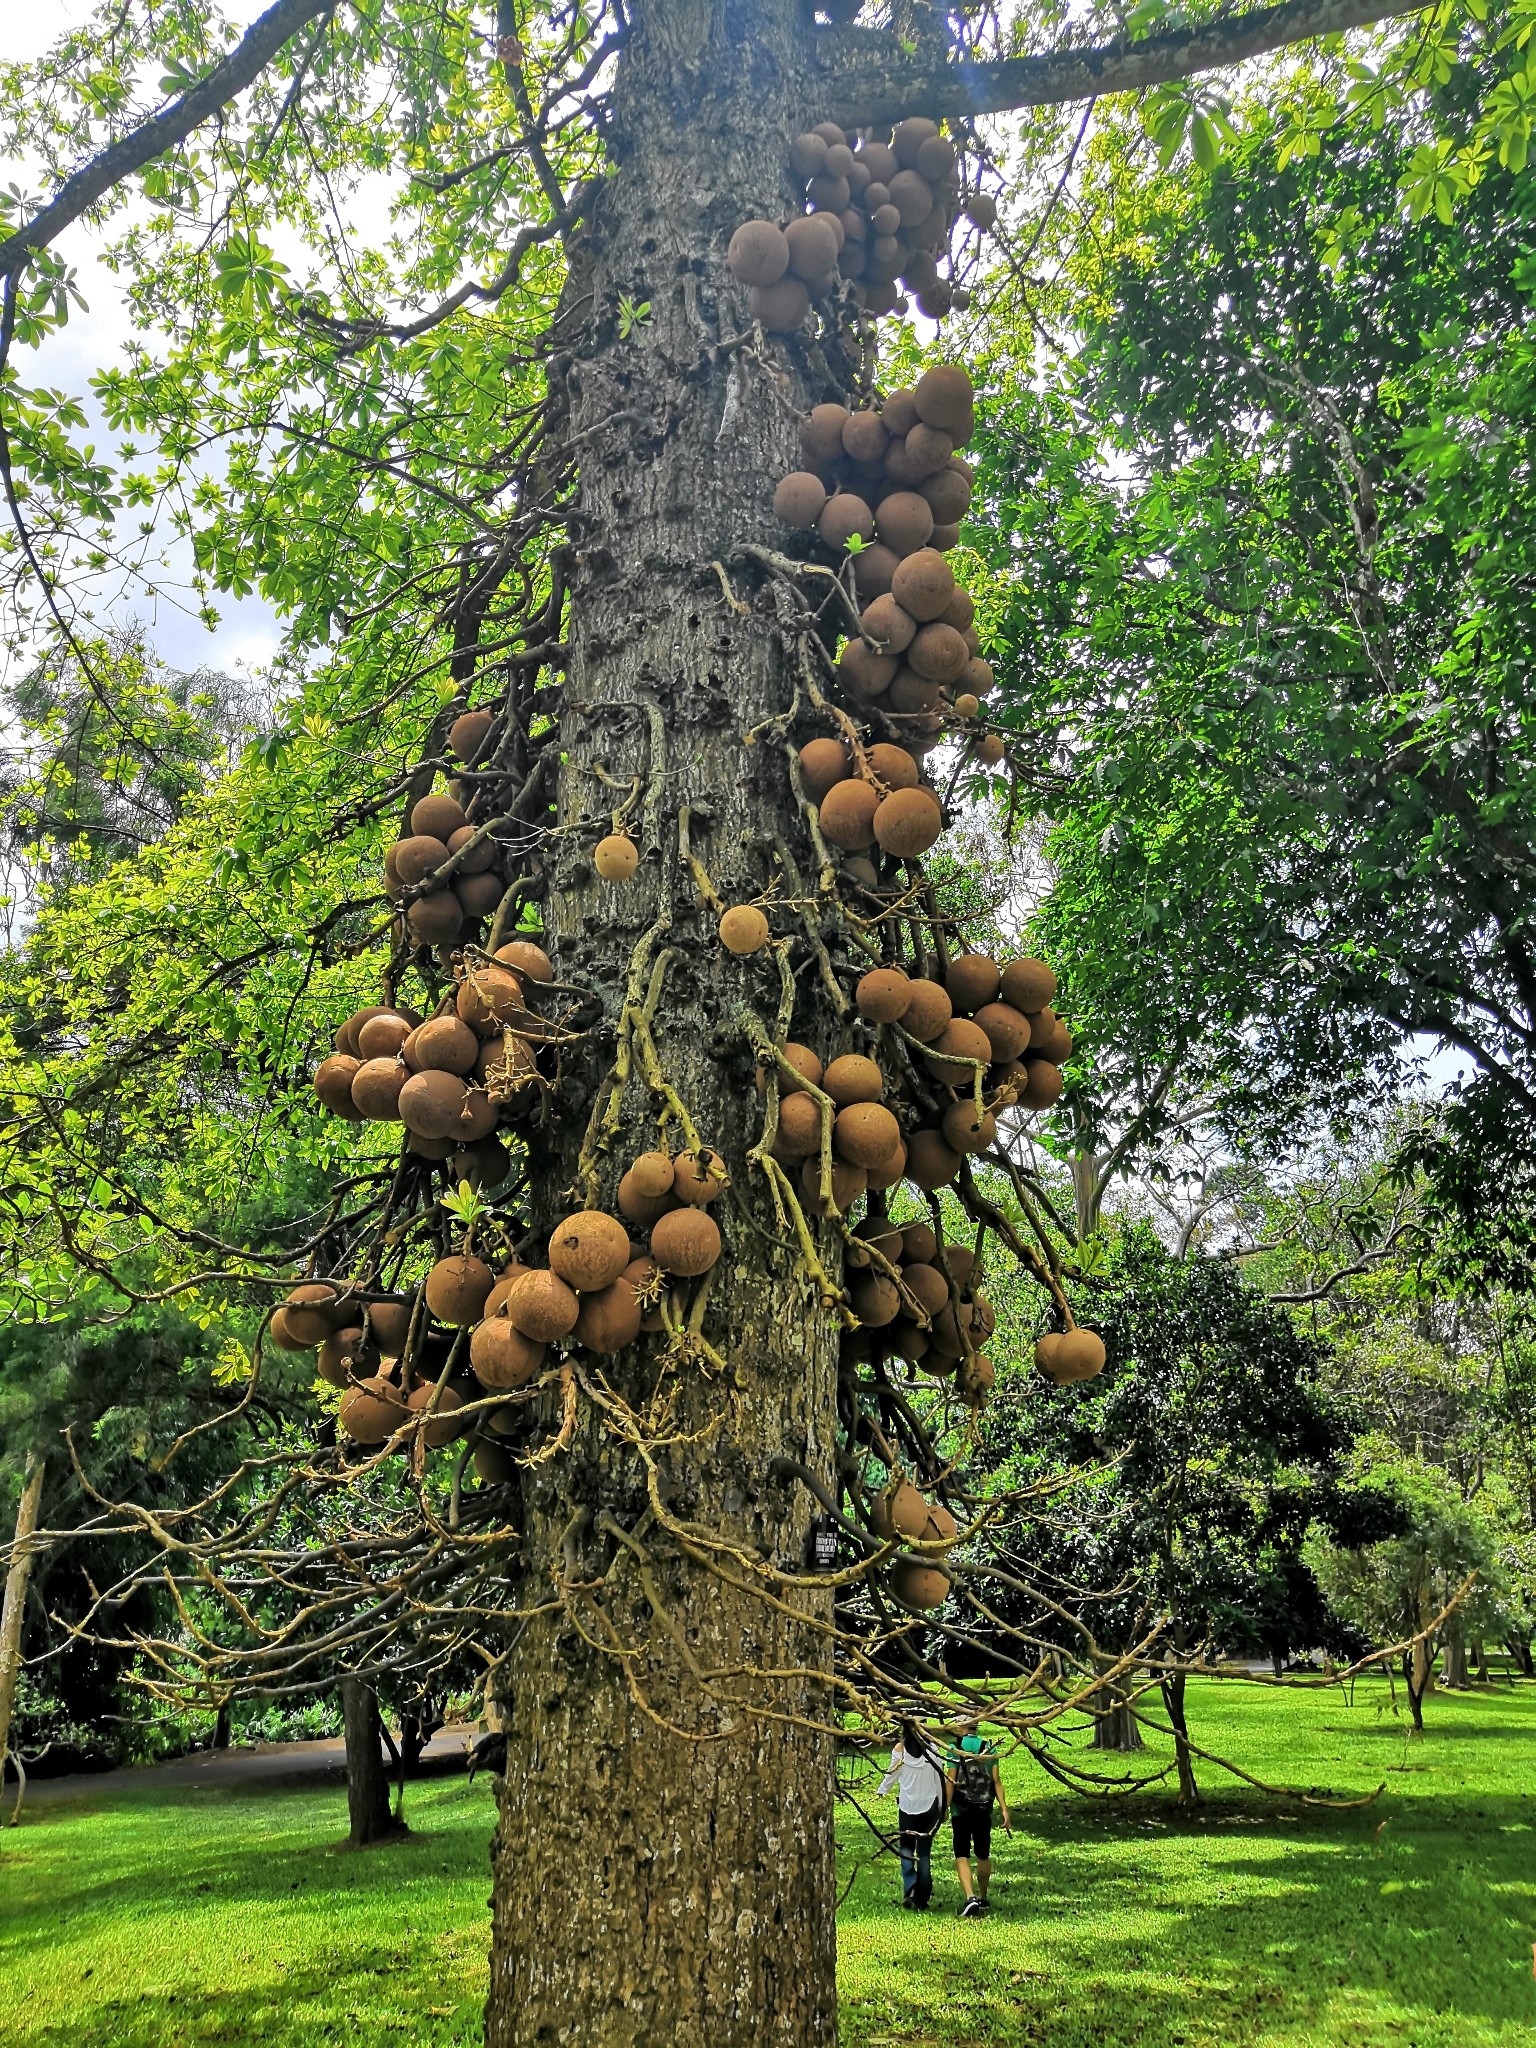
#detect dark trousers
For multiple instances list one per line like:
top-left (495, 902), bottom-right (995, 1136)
top-left (898, 1800), bottom-right (942, 1905)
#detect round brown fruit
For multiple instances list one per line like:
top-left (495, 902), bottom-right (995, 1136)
top-left (424, 1253), bottom-right (494, 1327)
top-left (407, 892), bottom-right (464, 945)
top-left (907, 622), bottom-right (969, 685)
top-left (594, 833), bottom-right (638, 882)
top-left (456, 966), bottom-right (528, 1035)
top-left (629, 1150), bottom-right (675, 1198)
top-left (834, 1101), bottom-right (902, 1169)
top-left (773, 470), bottom-right (828, 528)
top-left (412, 792), bottom-right (467, 841)
top-left (890, 549), bottom-right (955, 623)
top-left (888, 169), bottom-right (935, 226)
top-left (941, 1099), bottom-right (997, 1154)
top-left (351, 1057), bottom-right (406, 1121)
top-left (412, 1015), bottom-right (479, 1075)
top-left (449, 708), bottom-right (494, 762)
top-left (914, 365), bottom-right (975, 434)
top-left (506, 1269), bottom-right (580, 1342)
top-left (853, 540), bottom-right (900, 602)
top-left (757, 1041), bottom-right (822, 1095)
top-left (806, 174), bottom-right (850, 212)
top-left (360, 1300), bottom-right (411, 1355)
top-left (873, 787), bottom-right (943, 859)
top-left (905, 1127), bottom-right (962, 1190)
top-left (617, 1168), bottom-right (675, 1226)
top-left (974, 734), bottom-right (1007, 766)
top-left (824, 1053), bottom-right (884, 1106)
top-left (858, 593), bottom-right (916, 654)
top-left (471, 1317), bottom-right (546, 1390)
top-left (727, 219), bottom-right (790, 287)
top-left (843, 405), bottom-right (888, 466)
top-left (819, 780), bottom-right (880, 852)
top-left (784, 213), bottom-right (841, 285)
top-left (1056, 1328), bottom-right (1106, 1381)
top-left (953, 694), bottom-right (980, 721)
top-left (923, 1016), bottom-right (992, 1084)
top-left (719, 905), bottom-right (770, 956)
top-left (548, 1211), bottom-right (631, 1294)
top-left (666, 1150), bottom-right (722, 1205)
top-left (798, 737), bottom-right (852, 799)
top-left (866, 744), bottom-right (919, 791)
top-left (1019, 1059), bottom-right (1064, 1111)
top-left (965, 193), bottom-right (998, 230)
top-left (802, 402), bottom-right (851, 467)
top-left (871, 1477), bottom-right (929, 1541)
top-left (446, 824), bottom-right (496, 875)
top-left (391, 834), bottom-right (450, 886)
top-left (317, 1325), bottom-right (376, 1389)
top-left (902, 1220), bottom-right (938, 1264)
top-left (399, 1068), bottom-right (470, 1139)
top-left (973, 1001), bottom-right (1031, 1062)
top-left (957, 1354), bottom-right (995, 1405)
top-left (798, 1156), bottom-right (866, 1216)
top-left (574, 1277), bottom-right (644, 1355)
top-left (1000, 957), bottom-right (1057, 1013)
top-left (904, 422), bottom-right (954, 478)
top-left (872, 490), bottom-right (933, 555)
top-left (962, 656), bottom-right (994, 696)
top-left (402, 1383), bottom-right (464, 1449)
top-left (900, 1263), bottom-right (950, 1319)
top-left (839, 639), bottom-right (898, 700)
top-left (339, 1374), bottom-right (409, 1446)
top-left (945, 952), bottom-right (1001, 1013)
top-left (266, 1306), bottom-right (306, 1353)
top-left (314, 1054), bottom-right (362, 1115)
top-left (454, 870), bottom-right (502, 918)
top-left (408, 1132), bottom-right (456, 1160)
top-left (749, 277), bottom-right (811, 332)
top-left (850, 1272), bottom-right (900, 1327)
top-left (842, 855), bottom-right (880, 888)
top-left (355, 1011), bottom-right (410, 1061)
top-left (772, 1091), bottom-right (822, 1158)
top-left (494, 939), bottom-right (554, 987)
top-left (650, 1207), bottom-right (722, 1277)
top-left (891, 1554), bottom-right (948, 1612)
top-left (901, 978), bottom-right (952, 1042)
top-left (847, 1215), bottom-right (905, 1269)
top-left (818, 492), bottom-right (875, 551)
top-left (855, 966), bottom-right (912, 1024)
top-left (921, 466), bottom-right (971, 525)
top-left (790, 130), bottom-right (828, 176)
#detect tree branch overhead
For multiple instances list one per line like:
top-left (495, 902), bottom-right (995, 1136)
top-left (819, 0), bottom-right (1427, 126)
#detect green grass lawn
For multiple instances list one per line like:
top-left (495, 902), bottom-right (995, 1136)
top-left (0, 1679), bottom-right (1531, 2047)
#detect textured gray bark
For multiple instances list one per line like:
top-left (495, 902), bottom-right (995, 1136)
top-left (342, 1678), bottom-right (400, 1847)
top-left (486, 7), bottom-right (846, 2043)
top-left (0, 1451), bottom-right (45, 1782)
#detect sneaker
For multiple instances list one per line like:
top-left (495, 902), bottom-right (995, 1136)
top-left (975, 1897), bottom-right (991, 1915)
top-left (961, 1896), bottom-right (983, 1918)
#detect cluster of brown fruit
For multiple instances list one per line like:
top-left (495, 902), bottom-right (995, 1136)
top-left (871, 1470), bottom-right (960, 1612)
top-left (765, 951), bottom-right (1069, 1203)
top-left (310, 938), bottom-right (555, 1181)
top-left (725, 117), bottom-right (994, 332)
top-left (847, 1216), bottom-right (995, 1397)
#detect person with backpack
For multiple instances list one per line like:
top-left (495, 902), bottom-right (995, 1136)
top-left (946, 1720), bottom-right (1010, 1917)
top-left (876, 1720), bottom-right (946, 1909)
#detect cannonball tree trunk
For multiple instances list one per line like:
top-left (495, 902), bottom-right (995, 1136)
top-left (487, 8), bottom-right (853, 2044)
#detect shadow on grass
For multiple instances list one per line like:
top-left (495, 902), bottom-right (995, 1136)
top-left (839, 1788), bottom-right (1536, 2048)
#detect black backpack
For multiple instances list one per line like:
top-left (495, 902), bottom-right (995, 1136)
top-left (953, 1746), bottom-right (994, 1810)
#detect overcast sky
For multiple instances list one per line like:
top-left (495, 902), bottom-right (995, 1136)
top-left (4, 2), bottom-right (284, 686)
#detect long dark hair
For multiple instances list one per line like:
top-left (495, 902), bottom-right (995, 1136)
top-left (900, 1719), bottom-right (932, 1761)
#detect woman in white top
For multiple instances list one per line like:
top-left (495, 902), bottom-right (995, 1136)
top-left (877, 1720), bottom-right (946, 1909)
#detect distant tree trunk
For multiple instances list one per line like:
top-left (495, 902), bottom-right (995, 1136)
top-left (1507, 1637), bottom-right (1533, 1678)
top-left (1090, 1679), bottom-right (1145, 1752)
top-left (1270, 1646), bottom-right (1283, 1679)
top-left (342, 1679), bottom-right (403, 1847)
top-left (212, 1701), bottom-right (232, 1749)
top-left (1442, 1615), bottom-right (1469, 1689)
top-left (1162, 1670), bottom-right (1199, 1802)
top-left (0, 1451), bottom-right (46, 1782)
top-left (1471, 1639), bottom-right (1488, 1683)
top-left (1401, 1647), bottom-right (1428, 1732)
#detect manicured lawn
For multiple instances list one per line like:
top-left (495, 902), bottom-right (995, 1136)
top-left (0, 1680), bottom-right (1531, 2047)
